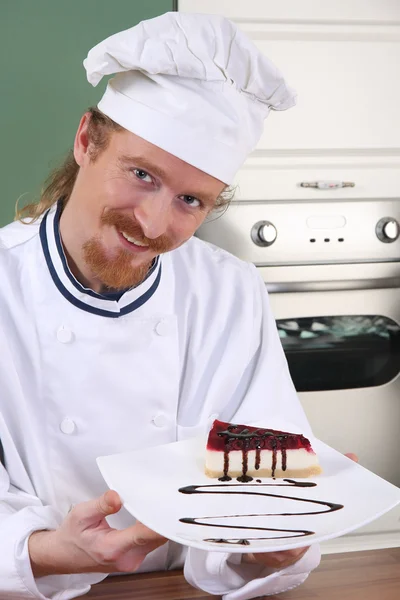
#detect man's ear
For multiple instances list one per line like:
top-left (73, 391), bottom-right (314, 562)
top-left (73, 113), bottom-right (92, 167)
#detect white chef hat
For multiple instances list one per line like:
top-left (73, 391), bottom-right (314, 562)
top-left (83, 12), bottom-right (296, 184)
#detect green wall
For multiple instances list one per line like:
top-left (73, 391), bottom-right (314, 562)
top-left (1, 1), bottom-right (174, 226)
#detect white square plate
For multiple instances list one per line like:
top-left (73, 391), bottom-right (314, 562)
top-left (97, 434), bottom-right (400, 553)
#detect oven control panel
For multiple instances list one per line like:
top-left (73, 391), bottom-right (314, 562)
top-left (197, 199), bottom-right (400, 266)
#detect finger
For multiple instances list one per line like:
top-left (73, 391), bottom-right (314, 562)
top-left (88, 524), bottom-right (167, 573)
top-left (279, 547), bottom-right (309, 567)
top-left (114, 520), bottom-right (167, 553)
top-left (344, 453), bottom-right (359, 463)
top-left (268, 547), bottom-right (309, 568)
top-left (72, 490), bottom-right (122, 527)
top-left (264, 546), bottom-right (310, 560)
top-left (132, 521), bottom-right (168, 546)
top-left (106, 533), bottom-right (168, 574)
top-left (245, 545), bottom-right (309, 567)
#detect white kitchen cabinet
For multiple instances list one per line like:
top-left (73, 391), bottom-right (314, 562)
top-left (179, 1), bottom-right (400, 201)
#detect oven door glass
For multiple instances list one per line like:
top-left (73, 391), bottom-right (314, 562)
top-left (276, 315), bottom-right (400, 392)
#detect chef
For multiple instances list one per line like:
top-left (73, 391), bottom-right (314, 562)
top-left (0, 11), bottom-right (321, 600)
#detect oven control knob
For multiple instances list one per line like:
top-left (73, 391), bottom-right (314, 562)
top-left (376, 218), bottom-right (400, 243)
top-left (251, 221), bottom-right (277, 247)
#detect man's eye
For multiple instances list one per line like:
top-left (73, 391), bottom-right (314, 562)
top-left (133, 169), bottom-right (152, 183)
top-left (181, 195), bottom-right (201, 208)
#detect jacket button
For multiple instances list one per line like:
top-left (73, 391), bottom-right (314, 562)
top-left (152, 414), bottom-right (167, 428)
top-left (60, 418), bottom-right (76, 434)
top-left (155, 321), bottom-right (170, 336)
top-left (57, 326), bottom-right (74, 343)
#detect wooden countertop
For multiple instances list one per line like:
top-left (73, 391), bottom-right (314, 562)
top-left (83, 547), bottom-right (400, 600)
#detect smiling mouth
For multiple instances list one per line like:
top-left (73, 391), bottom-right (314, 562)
top-left (120, 230), bottom-right (150, 248)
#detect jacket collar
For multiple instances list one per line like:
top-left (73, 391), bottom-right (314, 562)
top-left (39, 203), bottom-right (162, 318)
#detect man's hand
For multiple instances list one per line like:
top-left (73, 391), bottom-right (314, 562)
top-left (29, 490), bottom-right (167, 577)
top-left (242, 545), bottom-right (309, 569)
top-left (242, 451), bottom-right (359, 569)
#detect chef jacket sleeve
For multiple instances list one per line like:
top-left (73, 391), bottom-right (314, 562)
top-left (0, 436), bottom-right (105, 599)
top-left (184, 544), bottom-right (321, 599)
top-left (183, 263), bottom-right (321, 597)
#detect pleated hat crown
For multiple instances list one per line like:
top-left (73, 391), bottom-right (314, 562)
top-left (83, 12), bottom-right (296, 183)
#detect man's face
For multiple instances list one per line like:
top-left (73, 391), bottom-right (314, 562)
top-left (62, 115), bottom-right (226, 291)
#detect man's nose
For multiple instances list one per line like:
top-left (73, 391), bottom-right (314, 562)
top-left (134, 191), bottom-right (171, 240)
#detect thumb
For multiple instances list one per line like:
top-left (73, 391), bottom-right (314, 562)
top-left (72, 490), bottom-right (122, 528)
top-left (101, 490), bottom-right (123, 515)
top-left (344, 452), bottom-right (359, 463)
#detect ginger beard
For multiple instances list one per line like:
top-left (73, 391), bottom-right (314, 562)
top-left (82, 210), bottom-right (173, 290)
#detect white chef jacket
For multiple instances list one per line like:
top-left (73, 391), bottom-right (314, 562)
top-left (0, 202), bottom-right (320, 599)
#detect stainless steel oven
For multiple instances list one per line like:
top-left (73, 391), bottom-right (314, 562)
top-left (197, 198), bottom-right (400, 552)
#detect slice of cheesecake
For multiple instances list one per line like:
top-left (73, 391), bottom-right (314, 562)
top-left (205, 420), bottom-right (322, 481)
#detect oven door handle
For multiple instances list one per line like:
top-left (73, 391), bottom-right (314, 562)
top-left (266, 277), bottom-right (400, 293)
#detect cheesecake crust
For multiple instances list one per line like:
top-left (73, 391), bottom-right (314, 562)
top-left (205, 464), bottom-right (323, 479)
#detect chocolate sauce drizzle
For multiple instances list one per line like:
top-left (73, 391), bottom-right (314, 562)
top-left (179, 479), bottom-right (344, 545)
top-left (217, 425), bottom-right (298, 481)
top-left (205, 538), bottom-right (251, 546)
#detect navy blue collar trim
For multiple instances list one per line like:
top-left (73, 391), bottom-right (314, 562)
top-left (39, 207), bottom-right (162, 318)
